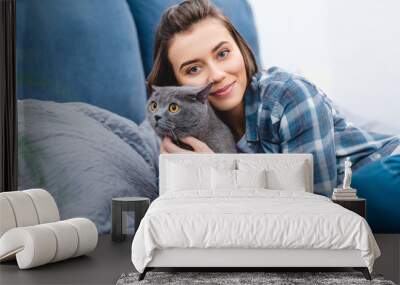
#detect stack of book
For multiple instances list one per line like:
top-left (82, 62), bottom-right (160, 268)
top-left (332, 188), bottom-right (357, 200)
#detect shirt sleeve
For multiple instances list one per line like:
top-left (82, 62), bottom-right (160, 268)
top-left (263, 78), bottom-right (337, 196)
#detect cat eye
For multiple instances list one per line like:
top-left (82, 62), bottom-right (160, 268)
top-left (168, 103), bottom-right (180, 113)
top-left (148, 101), bottom-right (158, 112)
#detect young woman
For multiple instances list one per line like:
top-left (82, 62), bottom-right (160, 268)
top-left (147, 0), bottom-right (400, 199)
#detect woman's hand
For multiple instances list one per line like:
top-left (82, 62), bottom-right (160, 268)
top-left (160, 136), bottom-right (214, 154)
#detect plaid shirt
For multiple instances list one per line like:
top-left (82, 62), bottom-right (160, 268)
top-left (237, 67), bottom-right (400, 196)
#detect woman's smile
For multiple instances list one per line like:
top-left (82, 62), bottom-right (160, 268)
top-left (210, 81), bottom-right (236, 98)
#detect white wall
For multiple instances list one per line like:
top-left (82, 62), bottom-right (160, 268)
top-left (248, 0), bottom-right (400, 134)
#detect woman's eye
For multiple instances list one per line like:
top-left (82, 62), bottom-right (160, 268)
top-left (186, 66), bottom-right (200, 75)
top-left (218, 49), bottom-right (229, 59)
top-left (148, 101), bottom-right (157, 112)
top-left (168, 103), bottom-right (180, 113)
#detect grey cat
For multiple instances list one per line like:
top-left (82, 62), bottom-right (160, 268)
top-left (147, 82), bottom-right (237, 153)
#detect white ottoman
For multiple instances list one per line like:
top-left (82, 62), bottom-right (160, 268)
top-left (0, 189), bottom-right (98, 269)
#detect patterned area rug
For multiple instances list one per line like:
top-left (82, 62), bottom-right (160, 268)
top-left (116, 271), bottom-right (396, 285)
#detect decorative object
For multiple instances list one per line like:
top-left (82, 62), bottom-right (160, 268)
top-left (112, 197), bottom-right (150, 242)
top-left (332, 157), bottom-right (358, 199)
top-left (0, 189), bottom-right (98, 269)
top-left (332, 188), bottom-right (358, 199)
top-left (343, 157), bottom-right (353, 189)
top-left (116, 271), bottom-right (394, 285)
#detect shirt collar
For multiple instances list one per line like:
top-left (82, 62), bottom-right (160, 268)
top-left (243, 74), bottom-right (261, 143)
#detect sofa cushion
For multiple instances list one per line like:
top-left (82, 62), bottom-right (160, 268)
top-left (18, 99), bottom-right (160, 234)
top-left (16, 0), bottom-right (147, 123)
top-left (127, 0), bottom-right (261, 77)
top-left (352, 154), bottom-right (400, 233)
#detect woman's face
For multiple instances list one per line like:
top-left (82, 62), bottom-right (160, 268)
top-left (168, 18), bottom-right (247, 112)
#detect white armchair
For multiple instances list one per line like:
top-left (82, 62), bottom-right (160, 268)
top-left (0, 189), bottom-right (98, 269)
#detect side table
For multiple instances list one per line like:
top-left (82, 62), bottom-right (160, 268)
top-left (332, 197), bottom-right (366, 218)
top-left (111, 197), bottom-right (150, 242)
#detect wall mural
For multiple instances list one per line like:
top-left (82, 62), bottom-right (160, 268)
top-left (16, 0), bottom-right (261, 234)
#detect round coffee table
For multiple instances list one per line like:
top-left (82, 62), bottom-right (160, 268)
top-left (111, 197), bottom-right (150, 242)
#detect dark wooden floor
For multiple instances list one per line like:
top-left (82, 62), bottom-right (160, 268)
top-left (1, 234), bottom-right (398, 284)
top-left (0, 235), bottom-right (134, 285)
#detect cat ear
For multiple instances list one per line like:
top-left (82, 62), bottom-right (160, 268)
top-left (145, 80), bottom-right (160, 96)
top-left (196, 82), bottom-right (213, 103)
top-left (149, 84), bottom-right (162, 94)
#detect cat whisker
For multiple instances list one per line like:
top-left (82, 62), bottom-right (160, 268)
top-left (165, 121), bottom-right (175, 128)
top-left (168, 128), bottom-right (178, 142)
top-left (158, 121), bottom-right (172, 130)
top-left (157, 121), bottom-right (166, 128)
top-left (169, 128), bottom-right (185, 148)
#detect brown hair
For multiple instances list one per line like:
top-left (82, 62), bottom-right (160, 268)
top-left (147, 0), bottom-right (258, 93)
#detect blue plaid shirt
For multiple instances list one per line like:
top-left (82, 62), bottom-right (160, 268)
top-left (237, 67), bottom-right (400, 196)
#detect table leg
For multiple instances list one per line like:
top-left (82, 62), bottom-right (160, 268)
top-left (112, 200), bottom-right (123, 242)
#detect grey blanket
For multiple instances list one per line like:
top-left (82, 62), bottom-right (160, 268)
top-left (18, 99), bottom-right (161, 233)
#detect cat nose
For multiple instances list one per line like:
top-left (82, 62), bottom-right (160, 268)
top-left (154, 115), bottom-right (161, 121)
